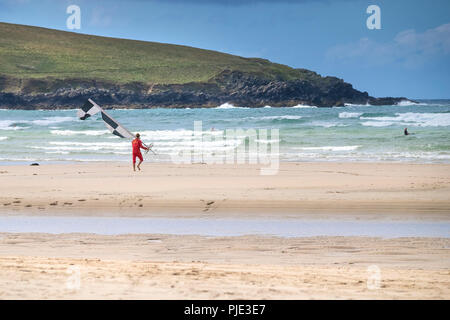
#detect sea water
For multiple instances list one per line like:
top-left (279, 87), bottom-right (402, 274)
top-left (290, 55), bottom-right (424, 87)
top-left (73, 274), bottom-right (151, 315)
top-left (0, 100), bottom-right (449, 164)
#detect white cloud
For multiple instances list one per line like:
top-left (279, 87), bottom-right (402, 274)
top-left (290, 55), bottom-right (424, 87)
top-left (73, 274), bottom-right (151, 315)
top-left (326, 23), bottom-right (450, 68)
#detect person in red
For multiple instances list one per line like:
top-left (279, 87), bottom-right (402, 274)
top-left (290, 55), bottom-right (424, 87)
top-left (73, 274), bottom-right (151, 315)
top-left (132, 133), bottom-right (148, 171)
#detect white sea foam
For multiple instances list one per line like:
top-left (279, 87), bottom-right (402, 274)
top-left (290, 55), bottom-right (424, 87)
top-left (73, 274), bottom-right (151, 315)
top-left (0, 117), bottom-right (74, 130)
top-left (339, 112), bottom-right (362, 119)
top-left (48, 141), bottom-right (129, 149)
top-left (0, 157), bottom-right (47, 162)
top-left (291, 104), bottom-right (317, 108)
top-left (42, 139), bottom-right (243, 152)
top-left (244, 115), bottom-right (302, 121)
top-left (0, 137), bottom-right (7, 141)
top-left (139, 129), bottom-right (225, 140)
top-left (361, 121), bottom-right (402, 127)
top-left (49, 141), bottom-right (128, 146)
top-left (344, 103), bottom-right (371, 107)
top-left (154, 145), bottom-right (239, 152)
top-left (31, 116), bottom-right (75, 126)
top-left (261, 115), bottom-right (302, 120)
top-left (45, 151), bottom-right (70, 155)
top-left (35, 146), bottom-right (124, 151)
top-left (311, 121), bottom-right (348, 128)
top-left (45, 150), bottom-right (129, 155)
top-left (396, 100), bottom-right (420, 106)
top-left (215, 103), bottom-right (249, 109)
top-left (281, 152), bottom-right (450, 162)
top-left (139, 129), bottom-right (194, 140)
top-left (51, 130), bottom-right (109, 136)
top-left (151, 139), bottom-right (242, 147)
top-left (298, 146), bottom-right (361, 152)
top-left (361, 112), bottom-right (450, 127)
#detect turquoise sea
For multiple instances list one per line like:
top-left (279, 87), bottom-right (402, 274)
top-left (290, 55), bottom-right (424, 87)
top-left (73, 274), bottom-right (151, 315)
top-left (0, 100), bottom-right (449, 164)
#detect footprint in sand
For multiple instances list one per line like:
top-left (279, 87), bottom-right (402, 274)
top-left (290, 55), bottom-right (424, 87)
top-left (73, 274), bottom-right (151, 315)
top-left (13, 200), bottom-right (21, 204)
top-left (63, 202), bottom-right (73, 205)
top-left (203, 201), bottom-right (215, 212)
top-left (49, 201), bottom-right (58, 206)
top-left (3, 203), bottom-right (11, 206)
top-left (78, 199), bottom-right (86, 202)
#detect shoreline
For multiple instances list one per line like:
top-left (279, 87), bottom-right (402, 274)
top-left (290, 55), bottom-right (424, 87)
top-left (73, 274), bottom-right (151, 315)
top-left (0, 98), bottom-right (440, 112)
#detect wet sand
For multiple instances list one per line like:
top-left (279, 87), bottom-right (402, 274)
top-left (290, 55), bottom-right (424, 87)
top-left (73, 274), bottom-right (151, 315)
top-left (0, 162), bottom-right (449, 218)
top-left (0, 162), bottom-right (449, 299)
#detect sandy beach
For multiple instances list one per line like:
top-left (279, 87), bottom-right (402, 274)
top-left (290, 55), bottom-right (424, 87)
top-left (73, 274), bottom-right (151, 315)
top-left (0, 162), bottom-right (449, 218)
top-left (0, 233), bottom-right (449, 299)
top-left (0, 162), bottom-right (449, 299)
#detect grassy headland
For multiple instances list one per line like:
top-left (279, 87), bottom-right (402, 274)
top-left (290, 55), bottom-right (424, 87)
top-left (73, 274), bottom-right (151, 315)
top-left (0, 22), bottom-right (407, 108)
top-left (0, 22), bottom-right (318, 85)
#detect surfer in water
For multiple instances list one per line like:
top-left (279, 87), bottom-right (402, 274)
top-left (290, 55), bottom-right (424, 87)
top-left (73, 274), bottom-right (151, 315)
top-left (404, 128), bottom-right (409, 136)
top-left (132, 133), bottom-right (148, 171)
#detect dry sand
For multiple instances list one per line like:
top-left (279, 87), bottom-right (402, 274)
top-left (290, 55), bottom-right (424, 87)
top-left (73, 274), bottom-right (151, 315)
top-left (0, 233), bottom-right (449, 299)
top-left (0, 162), bottom-right (449, 299)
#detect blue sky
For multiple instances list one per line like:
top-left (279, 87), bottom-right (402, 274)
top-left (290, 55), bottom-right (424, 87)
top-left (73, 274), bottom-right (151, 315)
top-left (1, 0), bottom-right (449, 98)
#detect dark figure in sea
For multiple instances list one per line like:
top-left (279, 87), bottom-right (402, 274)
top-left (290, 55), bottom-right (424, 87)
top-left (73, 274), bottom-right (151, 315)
top-left (404, 128), bottom-right (409, 136)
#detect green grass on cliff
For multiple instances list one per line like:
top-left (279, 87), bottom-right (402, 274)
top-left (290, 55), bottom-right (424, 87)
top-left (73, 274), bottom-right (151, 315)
top-left (0, 22), bottom-right (320, 85)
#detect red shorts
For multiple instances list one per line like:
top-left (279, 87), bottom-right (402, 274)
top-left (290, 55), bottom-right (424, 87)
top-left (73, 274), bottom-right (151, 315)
top-left (133, 152), bottom-right (143, 163)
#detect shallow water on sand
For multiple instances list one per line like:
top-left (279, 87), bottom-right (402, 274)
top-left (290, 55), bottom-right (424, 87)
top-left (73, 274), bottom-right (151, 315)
top-left (0, 216), bottom-right (448, 238)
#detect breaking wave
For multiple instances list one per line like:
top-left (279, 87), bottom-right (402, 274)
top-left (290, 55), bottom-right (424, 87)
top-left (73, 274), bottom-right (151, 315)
top-left (344, 103), bottom-right (371, 107)
top-left (0, 117), bottom-right (75, 130)
top-left (215, 103), bottom-right (249, 109)
top-left (291, 104), bottom-right (317, 108)
top-left (51, 130), bottom-right (109, 136)
top-left (361, 113), bottom-right (450, 127)
top-left (396, 100), bottom-right (420, 106)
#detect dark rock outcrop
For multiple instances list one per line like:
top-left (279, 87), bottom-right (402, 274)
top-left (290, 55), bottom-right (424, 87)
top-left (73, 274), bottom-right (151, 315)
top-left (0, 71), bottom-right (410, 109)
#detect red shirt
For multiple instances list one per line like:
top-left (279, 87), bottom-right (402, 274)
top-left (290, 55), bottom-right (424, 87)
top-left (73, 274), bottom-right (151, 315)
top-left (132, 138), bottom-right (147, 154)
